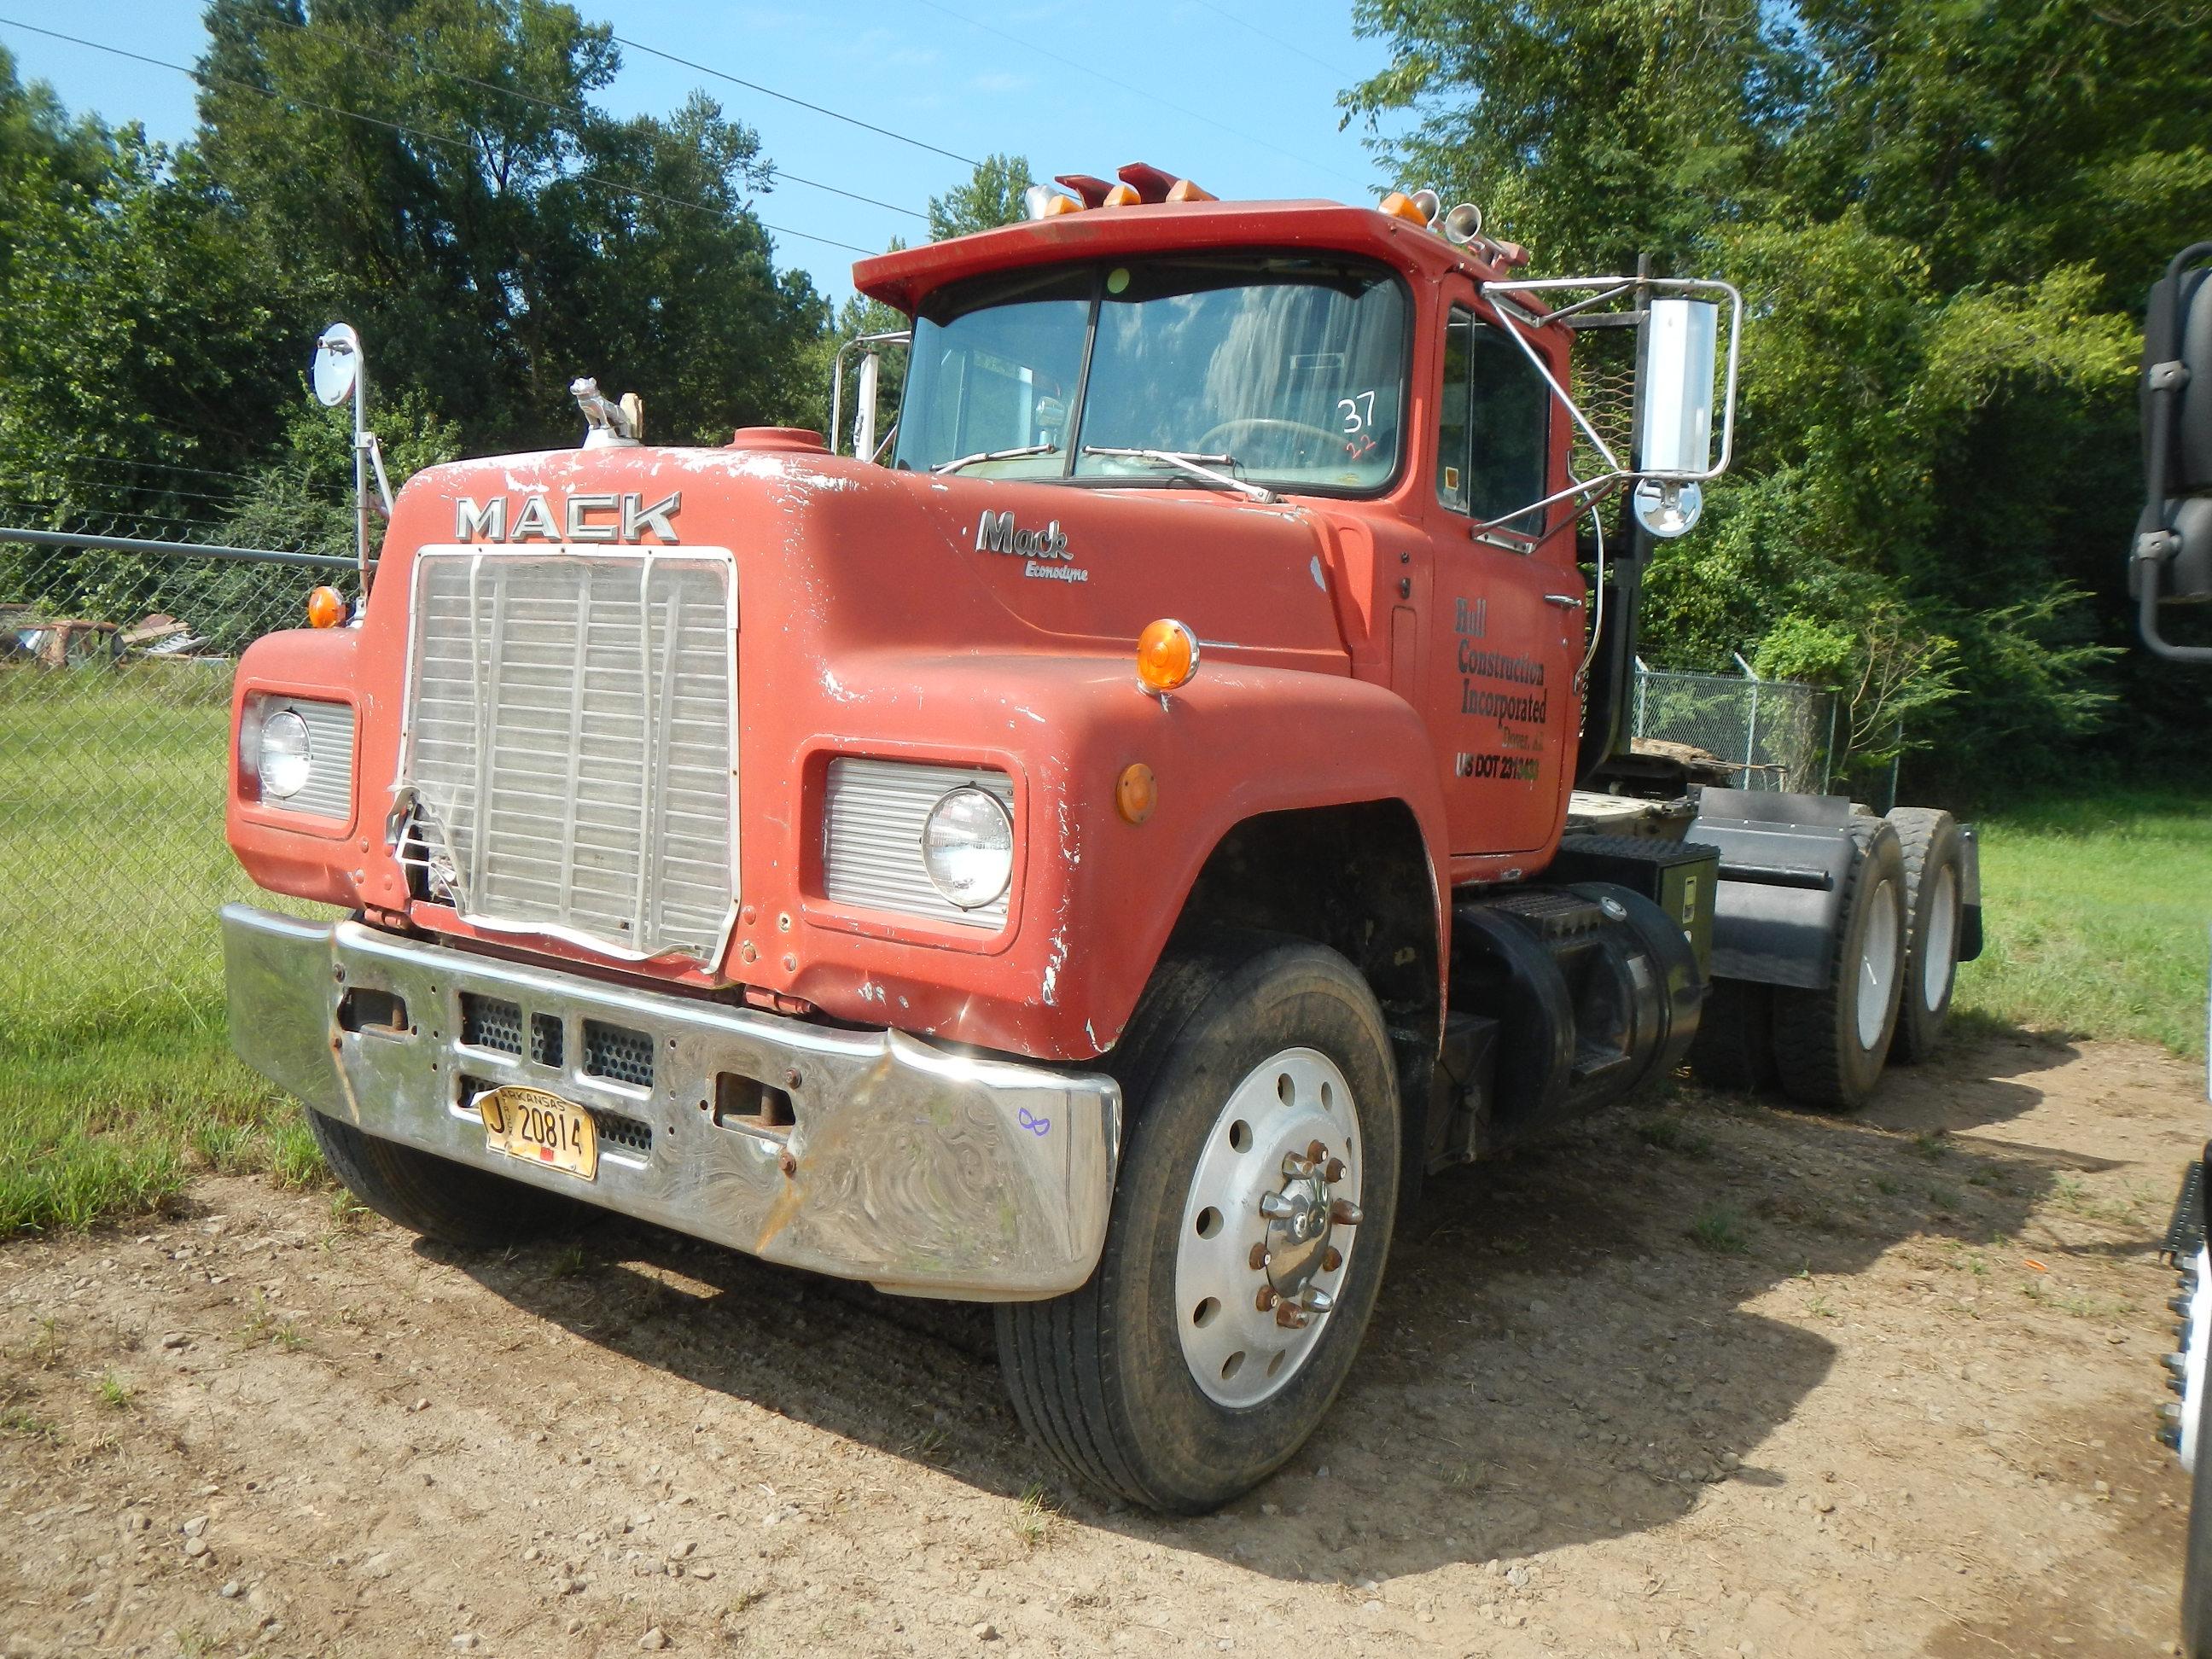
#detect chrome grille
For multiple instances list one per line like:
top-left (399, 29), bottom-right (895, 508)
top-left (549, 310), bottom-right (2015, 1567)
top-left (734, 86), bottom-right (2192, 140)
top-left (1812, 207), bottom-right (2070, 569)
top-left (821, 758), bottom-right (1015, 928)
top-left (403, 548), bottom-right (736, 963)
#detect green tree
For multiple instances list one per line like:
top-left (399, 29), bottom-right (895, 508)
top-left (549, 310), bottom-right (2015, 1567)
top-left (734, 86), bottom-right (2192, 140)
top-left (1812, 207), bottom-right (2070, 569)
top-left (928, 153), bottom-right (1033, 241)
top-left (1342, 0), bottom-right (2212, 789)
top-left (195, 0), bottom-right (828, 448)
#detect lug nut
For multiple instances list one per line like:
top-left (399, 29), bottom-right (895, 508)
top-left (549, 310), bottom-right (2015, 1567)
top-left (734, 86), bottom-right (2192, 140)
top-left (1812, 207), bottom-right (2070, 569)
top-left (1255, 1285), bottom-right (1278, 1312)
top-left (1249, 1243), bottom-right (1268, 1271)
top-left (1324, 1157), bottom-right (1346, 1184)
top-left (1274, 1301), bottom-right (1310, 1330)
top-left (1304, 1287), bottom-right (1335, 1315)
top-left (2167, 1353), bottom-right (2190, 1376)
top-left (2163, 1425), bottom-right (2186, 1450)
top-left (1259, 1192), bottom-right (1298, 1221)
top-left (2164, 1402), bottom-right (2186, 1423)
top-left (1329, 1198), bottom-right (1364, 1227)
top-left (2173, 1376), bottom-right (2189, 1397)
top-left (1322, 1247), bottom-right (1342, 1272)
top-left (2173, 1294), bottom-right (2193, 1315)
top-left (1306, 1139), bottom-right (1328, 1164)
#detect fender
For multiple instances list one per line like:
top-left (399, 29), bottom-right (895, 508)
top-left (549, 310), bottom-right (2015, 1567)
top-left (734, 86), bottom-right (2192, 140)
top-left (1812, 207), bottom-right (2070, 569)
top-left (780, 650), bottom-right (1452, 1062)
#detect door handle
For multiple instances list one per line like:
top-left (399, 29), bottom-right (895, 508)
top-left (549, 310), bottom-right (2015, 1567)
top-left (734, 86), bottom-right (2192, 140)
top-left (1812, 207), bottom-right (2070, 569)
top-left (1542, 593), bottom-right (1585, 608)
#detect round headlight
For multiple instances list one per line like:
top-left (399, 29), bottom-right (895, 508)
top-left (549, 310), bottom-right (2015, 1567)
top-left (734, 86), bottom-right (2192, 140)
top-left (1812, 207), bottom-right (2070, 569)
top-left (258, 707), bottom-right (313, 800)
top-left (920, 787), bottom-right (1014, 910)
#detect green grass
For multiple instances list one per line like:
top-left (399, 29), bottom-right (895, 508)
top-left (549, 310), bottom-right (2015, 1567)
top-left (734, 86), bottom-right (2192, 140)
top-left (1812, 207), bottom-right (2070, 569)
top-left (0, 667), bottom-right (330, 1240)
top-left (1952, 788), bottom-right (2212, 1059)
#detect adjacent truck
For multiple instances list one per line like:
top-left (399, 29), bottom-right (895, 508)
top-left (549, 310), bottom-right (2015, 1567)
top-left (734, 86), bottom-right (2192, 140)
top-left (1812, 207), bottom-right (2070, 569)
top-left (222, 167), bottom-right (1982, 1512)
top-left (2132, 238), bottom-right (2212, 1656)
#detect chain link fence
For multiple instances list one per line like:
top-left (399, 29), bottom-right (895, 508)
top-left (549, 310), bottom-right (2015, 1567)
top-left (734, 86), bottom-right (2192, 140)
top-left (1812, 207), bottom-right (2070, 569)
top-left (1632, 663), bottom-right (1842, 796)
top-left (0, 541), bottom-right (352, 1042)
top-left (1, 531), bottom-right (1870, 1047)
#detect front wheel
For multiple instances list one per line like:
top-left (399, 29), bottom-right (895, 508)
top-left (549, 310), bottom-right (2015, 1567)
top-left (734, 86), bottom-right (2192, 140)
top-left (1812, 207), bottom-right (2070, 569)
top-left (997, 931), bottom-right (1401, 1513)
top-left (306, 1109), bottom-right (592, 1250)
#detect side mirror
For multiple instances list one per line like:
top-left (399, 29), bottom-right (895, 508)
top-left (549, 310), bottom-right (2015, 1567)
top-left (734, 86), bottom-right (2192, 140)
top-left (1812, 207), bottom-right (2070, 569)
top-left (1637, 298), bottom-right (1718, 476)
top-left (2133, 242), bottom-right (2212, 661)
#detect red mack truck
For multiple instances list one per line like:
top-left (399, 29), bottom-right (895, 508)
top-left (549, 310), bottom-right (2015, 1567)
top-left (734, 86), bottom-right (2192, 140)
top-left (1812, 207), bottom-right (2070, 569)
top-left (221, 166), bottom-right (1982, 1513)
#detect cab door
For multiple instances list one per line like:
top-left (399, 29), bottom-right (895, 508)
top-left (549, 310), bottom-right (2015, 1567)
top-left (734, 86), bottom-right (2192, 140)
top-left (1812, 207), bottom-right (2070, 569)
top-left (1423, 295), bottom-right (1583, 858)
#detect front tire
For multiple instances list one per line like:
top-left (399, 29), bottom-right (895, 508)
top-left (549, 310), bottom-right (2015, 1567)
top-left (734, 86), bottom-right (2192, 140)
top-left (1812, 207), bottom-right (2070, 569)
top-left (997, 931), bottom-right (1401, 1513)
top-left (306, 1109), bottom-right (591, 1250)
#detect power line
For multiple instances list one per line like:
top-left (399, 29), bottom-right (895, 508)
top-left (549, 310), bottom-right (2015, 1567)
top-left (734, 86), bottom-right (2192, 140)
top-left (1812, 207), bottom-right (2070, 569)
top-left (246, 12), bottom-right (928, 221)
top-left (37, 452), bottom-right (256, 484)
top-left (0, 18), bottom-right (879, 256)
top-left (1186, 0), bottom-right (1348, 78)
top-left (611, 33), bottom-right (981, 170)
top-left (904, 0), bottom-right (1370, 190)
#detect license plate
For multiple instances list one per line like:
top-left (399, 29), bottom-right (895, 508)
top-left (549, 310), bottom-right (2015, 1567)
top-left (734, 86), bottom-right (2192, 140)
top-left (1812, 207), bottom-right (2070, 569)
top-left (478, 1086), bottom-right (598, 1182)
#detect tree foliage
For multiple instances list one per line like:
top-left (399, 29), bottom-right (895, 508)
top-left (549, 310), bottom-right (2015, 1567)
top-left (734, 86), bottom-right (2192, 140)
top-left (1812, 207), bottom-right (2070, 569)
top-left (927, 152), bottom-right (1033, 242)
top-left (1345, 0), bottom-right (2212, 790)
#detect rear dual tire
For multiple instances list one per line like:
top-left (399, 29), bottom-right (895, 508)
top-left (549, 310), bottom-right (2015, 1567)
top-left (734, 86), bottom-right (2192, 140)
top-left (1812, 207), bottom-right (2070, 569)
top-left (1772, 817), bottom-right (1907, 1110)
top-left (1886, 806), bottom-right (1965, 1064)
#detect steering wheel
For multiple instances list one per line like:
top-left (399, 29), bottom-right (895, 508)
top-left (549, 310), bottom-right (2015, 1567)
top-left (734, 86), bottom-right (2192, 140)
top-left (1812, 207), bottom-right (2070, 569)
top-left (1195, 417), bottom-right (1348, 464)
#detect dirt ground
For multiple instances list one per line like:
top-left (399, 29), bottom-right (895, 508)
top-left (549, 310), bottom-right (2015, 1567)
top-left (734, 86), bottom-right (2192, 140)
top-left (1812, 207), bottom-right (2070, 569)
top-left (2, 1029), bottom-right (2206, 1658)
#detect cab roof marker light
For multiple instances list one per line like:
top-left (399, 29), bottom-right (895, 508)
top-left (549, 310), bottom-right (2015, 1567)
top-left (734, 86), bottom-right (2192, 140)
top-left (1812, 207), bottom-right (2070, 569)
top-left (1103, 183), bottom-right (1141, 207)
top-left (1054, 172), bottom-right (1115, 207)
top-left (1167, 178), bottom-right (1216, 203)
top-left (1378, 191), bottom-right (1429, 226)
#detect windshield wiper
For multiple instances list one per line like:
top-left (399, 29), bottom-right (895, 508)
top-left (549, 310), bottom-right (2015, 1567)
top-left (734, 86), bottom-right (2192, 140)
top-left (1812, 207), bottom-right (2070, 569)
top-left (1079, 447), bottom-right (1282, 504)
top-left (934, 444), bottom-right (1057, 475)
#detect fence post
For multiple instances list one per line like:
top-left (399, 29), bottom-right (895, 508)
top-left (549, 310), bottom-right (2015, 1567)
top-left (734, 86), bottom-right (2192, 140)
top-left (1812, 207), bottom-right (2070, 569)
top-left (1823, 695), bottom-right (1838, 795)
top-left (1633, 655), bottom-right (1649, 742)
top-left (1732, 652), bottom-right (1761, 790)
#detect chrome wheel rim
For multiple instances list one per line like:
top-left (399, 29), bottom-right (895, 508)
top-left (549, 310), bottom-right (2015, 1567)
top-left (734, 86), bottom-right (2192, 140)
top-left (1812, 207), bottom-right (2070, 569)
top-left (1174, 1047), bottom-right (1362, 1408)
top-left (1857, 876), bottom-right (1901, 1051)
top-left (1922, 864), bottom-right (1959, 1013)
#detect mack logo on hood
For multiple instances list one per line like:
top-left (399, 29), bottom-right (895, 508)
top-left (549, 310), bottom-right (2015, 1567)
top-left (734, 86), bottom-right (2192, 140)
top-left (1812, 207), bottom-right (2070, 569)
top-left (975, 509), bottom-right (1071, 562)
top-left (454, 491), bottom-right (682, 544)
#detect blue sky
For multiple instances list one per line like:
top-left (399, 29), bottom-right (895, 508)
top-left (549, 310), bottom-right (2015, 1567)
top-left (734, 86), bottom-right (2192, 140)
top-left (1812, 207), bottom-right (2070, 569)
top-left (1, 1), bottom-right (1412, 302)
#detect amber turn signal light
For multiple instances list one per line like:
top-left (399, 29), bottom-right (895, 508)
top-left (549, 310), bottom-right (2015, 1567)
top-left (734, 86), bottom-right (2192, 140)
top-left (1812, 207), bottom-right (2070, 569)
top-left (1103, 182), bottom-right (1140, 207)
top-left (1166, 178), bottom-right (1216, 203)
top-left (1136, 618), bottom-right (1199, 693)
top-left (1378, 190), bottom-right (1429, 226)
top-left (1116, 762), bottom-right (1157, 824)
top-left (306, 585), bottom-right (351, 629)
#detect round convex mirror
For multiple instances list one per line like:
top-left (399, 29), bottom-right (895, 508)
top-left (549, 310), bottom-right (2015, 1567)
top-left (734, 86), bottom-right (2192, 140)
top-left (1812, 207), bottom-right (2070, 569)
top-left (312, 323), bottom-right (361, 407)
top-left (1632, 478), bottom-right (1703, 539)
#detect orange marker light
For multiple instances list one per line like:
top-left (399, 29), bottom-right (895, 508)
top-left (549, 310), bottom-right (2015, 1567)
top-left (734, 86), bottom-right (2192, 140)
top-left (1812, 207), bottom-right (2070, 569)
top-left (1166, 178), bottom-right (1216, 202)
top-left (1136, 618), bottom-right (1199, 693)
top-left (1041, 192), bottom-right (1084, 216)
top-left (1378, 190), bottom-right (1429, 226)
top-left (306, 585), bottom-right (351, 629)
top-left (1103, 182), bottom-right (1140, 207)
top-left (1116, 763), bottom-right (1158, 824)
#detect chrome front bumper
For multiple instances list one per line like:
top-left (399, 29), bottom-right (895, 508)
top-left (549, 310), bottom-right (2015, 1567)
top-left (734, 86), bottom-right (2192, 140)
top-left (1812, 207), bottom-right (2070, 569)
top-left (219, 905), bottom-right (1121, 1299)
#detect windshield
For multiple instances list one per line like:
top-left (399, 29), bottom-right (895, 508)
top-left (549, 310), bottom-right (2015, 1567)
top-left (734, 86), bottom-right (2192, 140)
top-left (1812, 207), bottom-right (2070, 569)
top-left (893, 254), bottom-right (1409, 494)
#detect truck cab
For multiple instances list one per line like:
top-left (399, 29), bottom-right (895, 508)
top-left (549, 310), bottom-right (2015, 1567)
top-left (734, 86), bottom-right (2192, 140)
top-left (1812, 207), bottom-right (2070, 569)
top-left (220, 167), bottom-right (1975, 1512)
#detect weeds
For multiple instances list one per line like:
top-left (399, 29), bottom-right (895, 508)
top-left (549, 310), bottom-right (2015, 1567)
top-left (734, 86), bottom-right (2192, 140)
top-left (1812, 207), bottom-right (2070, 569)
top-left (550, 1243), bottom-right (596, 1280)
top-left (1012, 1481), bottom-right (1060, 1551)
top-left (1634, 1116), bottom-right (1714, 1158)
top-left (1689, 1204), bottom-right (1749, 1254)
top-left (1927, 1185), bottom-right (1965, 1214)
top-left (0, 1406), bottom-right (58, 1443)
top-left (1911, 1132), bottom-right (1948, 1161)
top-left (900, 1426), bottom-right (949, 1464)
top-left (92, 1370), bottom-right (134, 1410)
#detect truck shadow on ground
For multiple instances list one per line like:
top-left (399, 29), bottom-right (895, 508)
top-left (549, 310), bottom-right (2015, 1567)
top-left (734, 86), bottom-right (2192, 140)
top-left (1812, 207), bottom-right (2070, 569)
top-left (445, 1027), bottom-right (2163, 1585)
